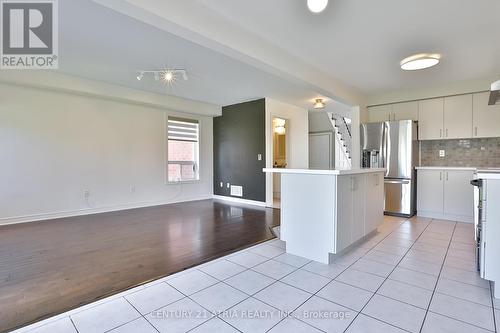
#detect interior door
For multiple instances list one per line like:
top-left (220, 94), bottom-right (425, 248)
top-left (309, 133), bottom-right (333, 169)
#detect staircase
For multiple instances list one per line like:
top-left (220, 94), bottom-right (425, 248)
top-left (330, 114), bottom-right (352, 169)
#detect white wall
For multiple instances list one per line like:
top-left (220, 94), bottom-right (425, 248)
top-left (265, 98), bottom-right (309, 206)
top-left (0, 82), bottom-right (214, 224)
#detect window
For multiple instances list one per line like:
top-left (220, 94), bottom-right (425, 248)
top-left (167, 116), bottom-right (200, 182)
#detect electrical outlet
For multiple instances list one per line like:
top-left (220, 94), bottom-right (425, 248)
top-left (220, 182), bottom-right (223, 188)
top-left (130, 186), bottom-right (136, 193)
top-left (439, 150), bottom-right (445, 157)
top-left (226, 183), bottom-right (230, 189)
top-left (257, 154), bottom-right (262, 161)
top-left (84, 190), bottom-right (90, 198)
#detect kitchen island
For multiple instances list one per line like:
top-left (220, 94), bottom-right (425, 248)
top-left (264, 168), bottom-right (385, 263)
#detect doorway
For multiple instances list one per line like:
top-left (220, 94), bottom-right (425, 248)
top-left (272, 117), bottom-right (287, 209)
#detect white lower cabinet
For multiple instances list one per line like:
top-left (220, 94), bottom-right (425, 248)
top-left (336, 173), bottom-right (384, 252)
top-left (417, 169), bottom-right (474, 223)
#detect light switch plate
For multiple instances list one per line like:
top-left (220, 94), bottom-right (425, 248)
top-left (439, 150), bottom-right (445, 157)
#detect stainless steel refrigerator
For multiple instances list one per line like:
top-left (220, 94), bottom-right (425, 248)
top-left (360, 120), bottom-right (419, 217)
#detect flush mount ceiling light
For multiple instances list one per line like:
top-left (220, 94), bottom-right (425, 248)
top-left (400, 53), bottom-right (441, 71)
top-left (136, 69), bottom-right (188, 85)
top-left (307, 0), bottom-right (328, 13)
top-left (313, 98), bottom-right (326, 109)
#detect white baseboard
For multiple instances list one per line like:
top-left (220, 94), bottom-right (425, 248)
top-left (417, 211), bottom-right (473, 224)
top-left (0, 195), bottom-right (213, 226)
top-left (212, 195), bottom-right (267, 207)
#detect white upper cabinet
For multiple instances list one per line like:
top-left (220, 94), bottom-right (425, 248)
top-left (392, 101), bottom-right (418, 121)
top-left (473, 92), bottom-right (500, 138)
top-left (443, 95), bottom-right (473, 139)
top-left (367, 105), bottom-right (392, 123)
top-left (419, 98), bottom-right (444, 140)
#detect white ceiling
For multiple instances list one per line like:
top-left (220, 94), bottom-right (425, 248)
top-left (57, 0), bottom-right (347, 110)
top-left (198, 0), bottom-right (500, 95)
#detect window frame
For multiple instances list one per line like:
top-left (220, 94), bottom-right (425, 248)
top-left (165, 115), bottom-right (201, 185)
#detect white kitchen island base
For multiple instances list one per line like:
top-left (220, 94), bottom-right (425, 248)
top-left (264, 168), bottom-right (385, 264)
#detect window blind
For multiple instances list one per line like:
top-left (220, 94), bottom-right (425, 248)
top-left (167, 117), bottom-right (199, 142)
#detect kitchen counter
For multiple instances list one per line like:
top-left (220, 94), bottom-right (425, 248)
top-left (415, 166), bottom-right (477, 171)
top-left (263, 168), bottom-right (385, 263)
top-left (263, 168), bottom-right (386, 175)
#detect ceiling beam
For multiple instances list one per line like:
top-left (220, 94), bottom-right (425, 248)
top-left (92, 0), bottom-right (366, 107)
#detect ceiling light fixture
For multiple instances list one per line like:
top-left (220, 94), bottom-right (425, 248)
top-left (136, 69), bottom-right (188, 85)
top-left (400, 53), bottom-right (441, 71)
top-left (307, 0), bottom-right (328, 13)
top-left (313, 98), bottom-right (326, 109)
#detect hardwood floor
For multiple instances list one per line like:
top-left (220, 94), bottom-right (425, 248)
top-left (0, 199), bottom-right (279, 332)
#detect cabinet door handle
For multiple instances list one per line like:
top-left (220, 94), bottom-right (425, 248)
top-left (446, 129), bottom-right (449, 137)
top-left (446, 172), bottom-right (449, 181)
top-left (475, 127), bottom-right (478, 137)
top-left (440, 129), bottom-right (442, 138)
top-left (440, 172), bottom-right (442, 181)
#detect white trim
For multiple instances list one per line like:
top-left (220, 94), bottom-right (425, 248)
top-left (0, 196), bottom-right (213, 226)
top-left (213, 195), bottom-right (267, 207)
top-left (417, 211), bottom-right (473, 224)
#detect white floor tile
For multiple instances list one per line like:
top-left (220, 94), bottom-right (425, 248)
top-left (189, 318), bottom-right (239, 333)
top-left (248, 244), bottom-right (285, 258)
top-left (336, 268), bottom-right (385, 292)
top-left (191, 283), bottom-right (248, 313)
top-left (405, 249), bottom-right (446, 265)
top-left (301, 261), bottom-right (347, 279)
top-left (222, 298), bottom-right (282, 333)
top-left (71, 298), bottom-right (141, 333)
top-left (377, 279), bottom-right (433, 309)
top-left (346, 314), bottom-right (406, 333)
top-left (317, 280), bottom-right (373, 311)
top-left (362, 294), bottom-right (426, 333)
top-left (224, 269), bottom-right (275, 295)
top-left (373, 244), bottom-right (409, 256)
top-left (295, 296), bottom-right (356, 332)
top-left (108, 317), bottom-right (157, 333)
top-left (398, 257), bottom-right (442, 276)
top-left (422, 312), bottom-right (492, 333)
top-left (280, 269), bottom-right (331, 293)
top-left (198, 259), bottom-right (247, 280)
top-left (436, 278), bottom-right (492, 306)
top-left (125, 283), bottom-right (184, 314)
top-left (167, 270), bottom-right (218, 295)
top-left (429, 293), bottom-right (495, 331)
top-left (268, 317), bottom-right (322, 333)
top-left (495, 309), bottom-right (499, 332)
top-left (351, 258), bottom-right (395, 278)
top-left (227, 251), bottom-right (269, 268)
top-left (17, 318), bottom-right (77, 333)
top-left (364, 250), bottom-right (402, 266)
top-left (444, 256), bottom-right (477, 272)
top-left (273, 253), bottom-right (310, 268)
top-left (254, 281), bottom-right (311, 312)
top-left (389, 267), bottom-right (437, 290)
top-left (267, 239), bottom-right (286, 250)
top-left (441, 266), bottom-right (490, 289)
top-left (146, 298), bottom-right (213, 333)
top-left (252, 260), bottom-right (296, 280)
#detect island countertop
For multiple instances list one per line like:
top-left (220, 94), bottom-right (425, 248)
top-left (263, 168), bottom-right (386, 175)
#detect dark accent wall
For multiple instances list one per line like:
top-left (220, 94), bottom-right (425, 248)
top-left (213, 99), bottom-right (266, 202)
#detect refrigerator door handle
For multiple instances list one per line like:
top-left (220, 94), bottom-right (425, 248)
top-left (384, 179), bottom-right (410, 185)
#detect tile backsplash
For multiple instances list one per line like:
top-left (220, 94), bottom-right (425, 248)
top-left (420, 138), bottom-right (500, 168)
